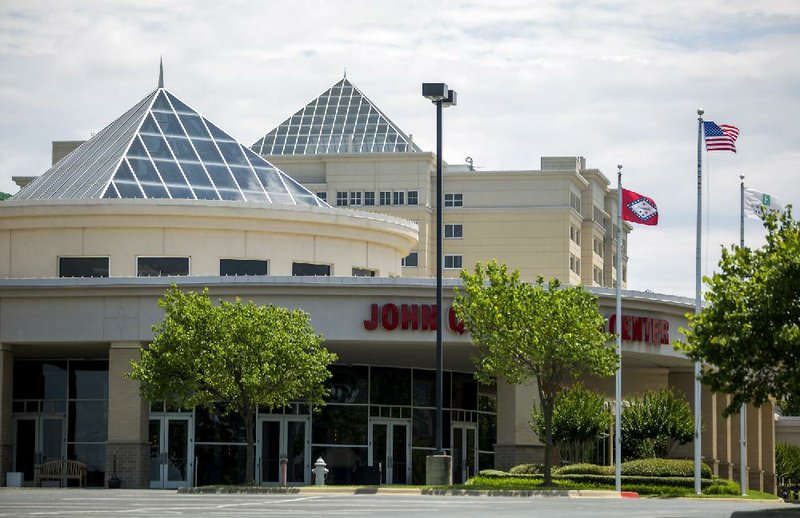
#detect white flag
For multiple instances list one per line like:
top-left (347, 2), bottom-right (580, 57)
top-left (744, 188), bottom-right (784, 219)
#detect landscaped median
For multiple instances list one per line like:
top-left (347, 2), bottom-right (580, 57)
top-left (469, 459), bottom-right (779, 499)
top-left (176, 459), bottom-right (779, 500)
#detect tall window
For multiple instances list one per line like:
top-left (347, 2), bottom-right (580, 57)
top-left (220, 259), bottom-right (268, 276)
top-left (364, 192), bottom-right (375, 206)
top-left (59, 257), bottom-right (109, 278)
top-left (444, 224), bottom-right (463, 239)
top-left (569, 225), bottom-right (581, 245)
top-left (336, 192), bottom-right (348, 207)
top-left (407, 191), bottom-right (419, 206)
top-left (292, 262), bottom-right (331, 276)
top-left (569, 255), bottom-right (581, 275)
top-left (444, 255), bottom-right (463, 269)
top-left (393, 191), bottom-right (404, 205)
top-left (444, 193), bottom-right (463, 207)
top-left (379, 191), bottom-right (391, 205)
top-left (350, 191), bottom-right (362, 206)
top-left (593, 238), bottom-right (604, 257)
top-left (401, 252), bottom-right (418, 267)
top-left (137, 257), bottom-right (189, 277)
top-left (593, 266), bottom-right (603, 285)
top-left (570, 191), bottom-right (582, 214)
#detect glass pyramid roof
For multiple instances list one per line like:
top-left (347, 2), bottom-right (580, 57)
top-left (14, 88), bottom-right (329, 208)
top-left (252, 78), bottom-right (421, 156)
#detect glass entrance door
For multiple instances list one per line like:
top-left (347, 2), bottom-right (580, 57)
top-left (257, 416), bottom-right (310, 485)
top-left (369, 419), bottom-right (410, 485)
top-left (13, 416), bottom-right (65, 485)
top-left (451, 422), bottom-right (478, 484)
top-left (149, 415), bottom-right (193, 489)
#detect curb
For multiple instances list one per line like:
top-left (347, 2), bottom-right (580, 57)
top-left (179, 486), bottom-right (625, 498)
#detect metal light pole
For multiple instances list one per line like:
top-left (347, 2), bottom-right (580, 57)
top-left (422, 83), bottom-right (457, 456)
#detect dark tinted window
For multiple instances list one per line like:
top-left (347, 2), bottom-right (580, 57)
top-left (69, 361), bottom-right (109, 399)
top-left (59, 257), bottom-right (109, 278)
top-left (68, 401), bottom-right (108, 441)
top-left (370, 367), bottom-right (411, 405)
top-left (137, 257), bottom-right (189, 277)
top-left (195, 405), bottom-right (247, 443)
top-left (13, 361), bottom-right (68, 399)
top-left (452, 372), bottom-right (478, 410)
top-left (312, 405), bottom-right (367, 445)
top-left (220, 259), bottom-right (268, 276)
top-left (292, 262), bottom-right (330, 276)
top-left (401, 253), bottom-right (418, 267)
top-left (327, 365), bottom-right (368, 404)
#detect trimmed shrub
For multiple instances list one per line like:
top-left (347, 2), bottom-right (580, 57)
top-left (621, 388), bottom-right (694, 460)
top-left (477, 469), bottom-right (510, 478)
top-left (776, 442), bottom-right (800, 481)
top-left (509, 463), bottom-right (542, 475)
top-left (531, 383), bottom-right (612, 464)
top-left (620, 458), bottom-right (712, 478)
top-left (554, 463), bottom-right (612, 475)
top-left (704, 479), bottom-right (741, 495)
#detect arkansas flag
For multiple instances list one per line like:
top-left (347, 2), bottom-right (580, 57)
top-left (622, 188), bottom-right (659, 226)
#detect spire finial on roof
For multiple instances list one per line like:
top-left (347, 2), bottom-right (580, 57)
top-left (343, 67), bottom-right (347, 79)
top-left (158, 57), bottom-right (164, 88)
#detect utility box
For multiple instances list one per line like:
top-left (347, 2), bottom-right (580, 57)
top-left (6, 472), bottom-right (23, 487)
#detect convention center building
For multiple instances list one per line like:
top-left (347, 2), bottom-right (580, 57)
top-left (0, 74), bottom-right (777, 491)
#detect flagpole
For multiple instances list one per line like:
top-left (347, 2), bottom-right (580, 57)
top-left (739, 175), bottom-right (748, 496)
top-left (615, 165), bottom-right (623, 493)
top-left (694, 108), bottom-right (704, 495)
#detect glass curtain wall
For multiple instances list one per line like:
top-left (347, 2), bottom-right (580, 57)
top-left (148, 365), bottom-right (497, 486)
top-left (12, 360), bottom-right (109, 487)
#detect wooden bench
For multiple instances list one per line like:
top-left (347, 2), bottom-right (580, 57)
top-left (34, 459), bottom-right (87, 487)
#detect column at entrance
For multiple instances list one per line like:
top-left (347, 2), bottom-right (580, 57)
top-left (746, 402), bottom-right (764, 491)
top-left (761, 402), bottom-right (776, 494)
top-left (494, 380), bottom-right (542, 471)
top-left (701, 383), bottom-right (718, 475)
top-left (715, 394), bottom-right (733, 480)
top-left (0, 344), bottom-right (12, 484)
top-left (106, 342), bottom-right (149, 488)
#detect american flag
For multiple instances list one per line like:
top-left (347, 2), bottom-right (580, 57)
top-left (703, 121), bottom-right (739, 152)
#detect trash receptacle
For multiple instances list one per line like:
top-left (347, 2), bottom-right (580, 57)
top-left (6, 472), bottom-right (23, 487)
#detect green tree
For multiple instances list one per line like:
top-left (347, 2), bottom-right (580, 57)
top-left (128, 285), bottom-right (337, 485)
top-left (620, 388), bottom-right (694, 460)
top-left (454, 261), bottom-right (617, 485)
top-left (680, 209), bottom-right (800, 416)
top-left (0, 192), bottom-right (10, 201)
top-left (530, 383), bottom-right (611, 464)
top-left (776, 443), bottom-right (800, 481)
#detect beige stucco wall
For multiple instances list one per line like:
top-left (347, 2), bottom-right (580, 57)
top-left (269, 153), bottom-right (629, 287)
top-left (0, 199), bottom-right (418, 279)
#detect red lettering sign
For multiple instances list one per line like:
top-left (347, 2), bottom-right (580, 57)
top-left (363, 303), bottom-right (466, 334)
top-left (364, 304), bottom-right (379, 330)
top-left (608, 314), bottom-right (670, 345)
top-left (402, 304), bottom-right (419, 330)
top-left (382, 303), bottom-right (399, 330)
top-left (448, 307), bottom-right (465, 334)
top-left (421, 304), bottom-right (437, 331)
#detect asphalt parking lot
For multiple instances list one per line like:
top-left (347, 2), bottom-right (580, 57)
top-left (0, 489), bottom-right (797, 518)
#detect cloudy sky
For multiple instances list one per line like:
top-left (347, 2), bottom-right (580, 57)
top-left (1, 0), bottom-right (798, 297)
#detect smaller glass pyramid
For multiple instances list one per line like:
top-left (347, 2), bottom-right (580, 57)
top-left (15, 87), bottom-right (328, 208)
top-left (252, 78), bottom-right (421, 156)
